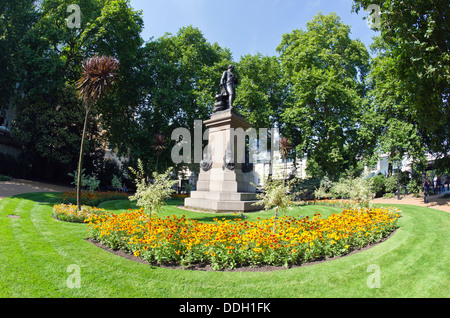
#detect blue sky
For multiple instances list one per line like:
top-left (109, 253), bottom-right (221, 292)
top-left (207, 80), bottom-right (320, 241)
top-left (129, 0), bottom-right (378, 60)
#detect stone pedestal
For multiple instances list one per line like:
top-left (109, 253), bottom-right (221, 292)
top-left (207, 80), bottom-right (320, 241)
top-left (184, 109), bottom-right (262, 213)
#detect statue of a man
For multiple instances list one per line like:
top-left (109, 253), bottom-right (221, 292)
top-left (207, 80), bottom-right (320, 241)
top-left (221, 65), bottom-right (238, 110)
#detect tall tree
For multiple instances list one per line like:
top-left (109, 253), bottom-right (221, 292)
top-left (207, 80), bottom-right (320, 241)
top-left (111, 26), bottom-right (232, 177)
top-left (235, 54), bottom-right (285, 129)
top-left (277, 12), bottom-right (370, 178)
top-left (0, 0), bottom-right (37, 126)
top-left (9, 0), bottom-right (143, 182)
top-left (352, 0), bottom-right (449, 170)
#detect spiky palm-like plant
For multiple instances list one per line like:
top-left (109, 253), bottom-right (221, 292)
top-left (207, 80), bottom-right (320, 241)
top-left (75, 56), bottom-right (119, 211)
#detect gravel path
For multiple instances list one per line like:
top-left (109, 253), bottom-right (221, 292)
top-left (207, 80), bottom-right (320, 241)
top-left (0, 178), bottom-right (73, 200)
top-left (372, 192), bottom-right (450, 213)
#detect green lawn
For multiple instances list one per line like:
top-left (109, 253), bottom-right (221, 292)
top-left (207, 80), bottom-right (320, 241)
top-left (0, 192), bottom-right (448, 298)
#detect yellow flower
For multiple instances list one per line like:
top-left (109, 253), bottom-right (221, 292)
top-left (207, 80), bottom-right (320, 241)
top-left (134, 250), bottom-right (140, 257)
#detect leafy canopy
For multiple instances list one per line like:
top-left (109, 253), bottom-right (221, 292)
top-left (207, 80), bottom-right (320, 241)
top-left (129, 159), bottom-right (178, 217)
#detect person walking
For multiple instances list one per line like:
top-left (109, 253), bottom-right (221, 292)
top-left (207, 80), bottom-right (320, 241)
top-left (423, 179), bottom-right (430, 204)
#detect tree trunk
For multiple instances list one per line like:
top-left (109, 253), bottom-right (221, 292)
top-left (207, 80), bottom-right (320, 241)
top-left (272, 207), bottom-right (278, 234)
top-left (77, 107), bottom-right (90, 212)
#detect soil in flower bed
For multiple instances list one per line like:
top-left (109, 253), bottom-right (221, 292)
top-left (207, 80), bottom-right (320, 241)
top-left (85, 228), bottom-right (398, 272)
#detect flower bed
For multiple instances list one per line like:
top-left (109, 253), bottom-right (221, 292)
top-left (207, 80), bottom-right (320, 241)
top-left (171, 193), bottom-right (189, 199)
top-left (53, 204), bottom-right (108, 223)
top-left (59, 191), bottom-right (129, 206)
top-left (86, 207), bottom-right (401, 270)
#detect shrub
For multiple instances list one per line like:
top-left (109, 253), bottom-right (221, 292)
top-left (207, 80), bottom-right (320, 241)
top-left (68, 169), bottom-right (88, 189)
top-left (371, 174), bottom-right (386, 197)
top-left (407, 178), bottom-right (421, 194)
top-left (314, 176), bottom-right (333, 200)
top-left (0, 174), bottom-right (11, 181)
top-left (128, 159), bottom-right (178, 225)
top-left (111, 174), bottom-right (122, 191)
top-left (85, 175), bottom-right (100, 193)
top-left (292, 177), bottom-right (321, 200)
top-left (385, 175), bottom-right (398, 194)
top-left (253, 177), bottom-right (295, 234)
top-left (328, 174), bottom-right (373, 206)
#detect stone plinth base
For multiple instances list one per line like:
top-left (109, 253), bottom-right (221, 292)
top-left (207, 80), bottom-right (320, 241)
top-left (184, 191), bottom-right (261, 213)
top-left (183, 109), bottom-right (262, 213)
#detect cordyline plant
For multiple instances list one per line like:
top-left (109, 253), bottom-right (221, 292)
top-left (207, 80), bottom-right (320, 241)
top-left (75, 55), bottom-right (119, 212)
top-left (129, 159), bottom-right (178, 231)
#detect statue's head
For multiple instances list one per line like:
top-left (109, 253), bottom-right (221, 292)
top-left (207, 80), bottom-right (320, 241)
top-left (228, 65), bottom-right (234, 71)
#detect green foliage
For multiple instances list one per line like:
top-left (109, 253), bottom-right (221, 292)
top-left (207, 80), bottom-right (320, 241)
top-left (353, 0), bottom-right (449, 169)
top-left (314, 176), bottom-right (334, 200)
top-left (235, 54), bottom-right (285, 129)
top-left (183, 183), bottom-right (192, 195)
top-left (253, 178), bottom-right (296, 233)
top-left (129, 159), bottom-right (178, 222)
top-left (319, 174), bottom-right (374, 206)
top-left (407, 178), bottom-right (422, 195)
top-left (0, 0), bottom-right (37, 107)
top-left (371, 174), bottom-right (386, 198)
top-left (292, 177), bottom-right (321, 200)
top-left (108, 26), bottom-right (232, 177)
top-left (68, 169), bottom-right (87, 188)
top-left (254, 178), bottom-right (295, 213)
top-left (85, 175), bottom-right (100, 193)
top-left (385, 175), bottom-right (398, 194)
top-left (5, 0), bottom-right (143, 183)
top-left (12, 85), bottom-right (87, 181)
top-left (111, 174), bottom-right (122, 190)
top-left (0, 174), bottom-right (11, 182)
top-left (277, 12), bottom-right (371, 178)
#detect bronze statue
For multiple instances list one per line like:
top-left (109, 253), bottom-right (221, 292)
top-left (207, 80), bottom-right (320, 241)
top-left (213, 65), bottom-right (238, 113)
